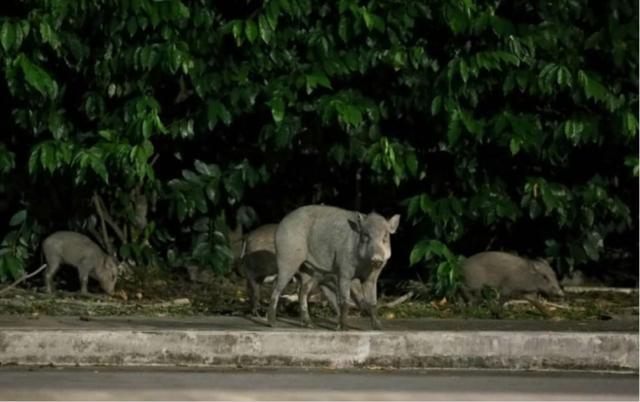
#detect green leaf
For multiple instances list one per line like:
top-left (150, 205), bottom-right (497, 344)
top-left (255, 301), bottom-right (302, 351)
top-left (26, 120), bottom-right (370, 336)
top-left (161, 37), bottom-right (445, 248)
top-left (245, 19), bottom-right (258, 43)
top-left (17, 54), bottom-right (57, 98)
top-left (8, 210), bottom-right (26, 227)
top-left (1, 21), bottom-right (15, 51)
top-left (3, 255), bottom-right (24, 280)
top-left (583, 231), bottom-right (603, 261)
top-left (409, 241), bottom-right (428, 266)
top-left (268, 97), bottom-right (285, 124)
top-left (336, 102), bottom-right (362, 125)
top-left (338, 18), bottom-right (349, 42)
top-left (205, 181), bottom-right (218, 202)
top-left (88, 153), bottom-right (109, 184)
top-left (258, 15), bottom-right (272, 44)
top-left (193, 217), bottom-right (210, 232)
top-left (195, 160), bottom-right (220, 177)
top-left (447, 111), bottom-right (462, 144)
top-left (459, 58), bottom-right (469, 83)
top-left (624, 111), bottom-right (638, 137)
top-left (431, 96), bottom-right (442, 116)
top-left (362, 9), bottom-right (385, 32)
top-left (142, 117), bottom-right (152, 138)
top-left (232, 20), bottom-right (243, 43)
top-left (182, 169), bottom-right (201, 184)
top-left (509, 138), bottom-right (521, 155)
top-left (624, 156), bottom-right (639, 177)
top-left (406, 152), bottom-right (418, 176)
top-left (306, 71), bottom-right (332, 94)
top-left (208, 100), bottom-right (232, 127)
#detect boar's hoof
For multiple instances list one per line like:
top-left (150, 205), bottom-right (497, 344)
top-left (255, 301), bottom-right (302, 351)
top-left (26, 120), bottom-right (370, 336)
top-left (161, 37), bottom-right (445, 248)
top-left (267, 310), bottom-right (278, 327)
top-left (335, 323), bottom-right (350, 331)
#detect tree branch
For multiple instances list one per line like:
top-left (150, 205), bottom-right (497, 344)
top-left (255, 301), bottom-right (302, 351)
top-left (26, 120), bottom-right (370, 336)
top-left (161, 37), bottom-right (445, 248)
top-left (0, 264), bottom-right (47, 296)
top-left (381, 291), bottom-right (414, 308)
top-left (93, 193), bottom-right (127, 244)
top-left (86, 222), bottom-right (108, 251)
top-left (92, 193), bottom-right (116, 257)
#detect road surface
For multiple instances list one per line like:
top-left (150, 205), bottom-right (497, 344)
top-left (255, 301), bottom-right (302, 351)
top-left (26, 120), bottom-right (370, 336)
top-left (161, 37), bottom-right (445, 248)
top-left (0, 367), bottom-right (636, 400)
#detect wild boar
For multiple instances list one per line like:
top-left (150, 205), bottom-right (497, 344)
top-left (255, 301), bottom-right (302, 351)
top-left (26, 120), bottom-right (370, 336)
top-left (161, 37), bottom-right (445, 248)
top-left (238, 223), bottom-right (363, 319)
top-left (267, 205), bottom-right (400, 330)
top-left (460, 251), bottom-right (564, 315)
top-left (42, 231), bottom-right (118, 295)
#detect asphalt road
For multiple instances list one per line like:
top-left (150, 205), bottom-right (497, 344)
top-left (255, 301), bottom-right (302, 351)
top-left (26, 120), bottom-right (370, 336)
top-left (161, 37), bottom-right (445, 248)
top-left (0, 367), bottom-right (636, 401)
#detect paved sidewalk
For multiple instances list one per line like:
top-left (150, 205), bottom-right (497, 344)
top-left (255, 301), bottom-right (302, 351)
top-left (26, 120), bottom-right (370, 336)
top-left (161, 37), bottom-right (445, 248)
top-left (0, 315), bottom-right (637, 371)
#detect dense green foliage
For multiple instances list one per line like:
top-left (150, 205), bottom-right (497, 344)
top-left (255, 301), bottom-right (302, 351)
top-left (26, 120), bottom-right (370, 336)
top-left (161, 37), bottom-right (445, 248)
top-left (0, 0), bottom-right (637, 294)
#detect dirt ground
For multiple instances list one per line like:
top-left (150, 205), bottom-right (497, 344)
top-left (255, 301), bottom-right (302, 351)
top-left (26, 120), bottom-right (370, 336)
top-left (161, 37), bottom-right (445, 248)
top-left (0, 267), bottom-right (637, 322)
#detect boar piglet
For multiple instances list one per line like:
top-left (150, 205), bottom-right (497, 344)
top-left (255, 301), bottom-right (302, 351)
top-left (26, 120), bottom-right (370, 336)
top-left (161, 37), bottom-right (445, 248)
top-left (460, 251), bottom-right (564, 315)
top-left (268, 205), bottom-right (400, 330)
top-left (42, 231), bottom-right (118, 295)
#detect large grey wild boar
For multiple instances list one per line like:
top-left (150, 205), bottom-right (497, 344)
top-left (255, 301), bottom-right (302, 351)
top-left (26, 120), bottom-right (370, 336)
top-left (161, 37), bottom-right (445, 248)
top-left (460, 251), bottom-right (564, 314)
top-left (267, 205), bottom-right (400, 330)
top-left (238, 223), bottom-right (364, 318)
top-left (42, 231), bottom-right (118, 295)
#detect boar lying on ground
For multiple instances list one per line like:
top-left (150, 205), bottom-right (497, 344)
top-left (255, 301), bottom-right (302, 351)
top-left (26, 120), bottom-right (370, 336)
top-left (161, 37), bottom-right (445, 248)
top-left (238, 223), bottom-right (364, 319)
top-left (42, 231), bottom-right (118, 295)
top-left (267, 205), bottom-right (400, 330)
top-left (460, 251), bottom-right (564, 315)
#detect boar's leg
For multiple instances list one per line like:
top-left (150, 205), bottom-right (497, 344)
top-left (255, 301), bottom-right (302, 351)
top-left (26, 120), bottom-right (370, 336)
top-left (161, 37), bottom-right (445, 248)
top-left (350, 280), bottom-right (366, 311)
top-left (246, 277), bottom-right (261, 316)
top-left (298, 272), bottom-right (319, 328)
top-left (79, 271), bottom-right (90, 295)
top-left (320, 282), bottom-right (339, 316)
top-left (362, 277), bottom-right (382, 330)
top-left (336, 273), bottom-right (353, 331)
top-left (245, 266), bottom-right (262, 316)
top-left (238, 260), bottom-right (259, 315)
top-left (267, 251), bottom-right (304, 327)
top-left (460, 286), bottom-right (477, 305)
top-left (77, 258), bottom-right (96, 295)
top-left (44, 256), bottom-right (62, 294)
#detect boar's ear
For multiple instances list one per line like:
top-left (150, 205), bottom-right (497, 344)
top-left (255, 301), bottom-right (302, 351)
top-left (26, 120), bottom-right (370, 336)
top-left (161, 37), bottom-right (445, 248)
top-left (533, 258), bottom-right (552, 271)
top-left (388, 214), bottom-right (401, 234)
top-left (348, 213), bottom-right (365, 233)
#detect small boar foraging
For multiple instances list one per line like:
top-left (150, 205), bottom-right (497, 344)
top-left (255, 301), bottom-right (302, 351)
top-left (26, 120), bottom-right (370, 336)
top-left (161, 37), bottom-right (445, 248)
top-left (238, 224), bottom-right (279, 316)
top-left (239, 224), bottom-right (363, 318)
top-left (268, 205), bottom-right (400, 330)
top-left (460, 251), bottom-right (564, 315)
top-left (42, 231), bottom-right (118, 295)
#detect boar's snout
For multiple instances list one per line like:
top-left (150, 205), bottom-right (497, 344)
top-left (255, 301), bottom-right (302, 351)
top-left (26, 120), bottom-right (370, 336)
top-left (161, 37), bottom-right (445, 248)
top-left (542, 283), bottom-right (565, 299)
top-left (371, 255), bottom-right (385, 268)
top-left (102, 280), bottom-right (116, 296)
top-left (553, 286), bottom-right (565, 298)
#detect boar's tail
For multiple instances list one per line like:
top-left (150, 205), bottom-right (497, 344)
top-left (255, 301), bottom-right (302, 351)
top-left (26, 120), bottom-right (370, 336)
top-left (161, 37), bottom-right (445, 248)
top-left (239, 236), bottom-right (248, 260)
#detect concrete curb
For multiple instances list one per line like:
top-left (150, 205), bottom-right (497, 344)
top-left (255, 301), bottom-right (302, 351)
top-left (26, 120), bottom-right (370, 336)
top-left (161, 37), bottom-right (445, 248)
top-left (1, 328), bottom-right (637, 371)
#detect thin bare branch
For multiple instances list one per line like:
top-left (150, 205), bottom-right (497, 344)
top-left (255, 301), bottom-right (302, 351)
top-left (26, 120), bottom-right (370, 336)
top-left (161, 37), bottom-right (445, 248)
top-left (381, 291), bottom-right (414, 308)
top-left (0, 264), bottom-right (47, 296)
top-left (94, 193), bottom-right (127, 244)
